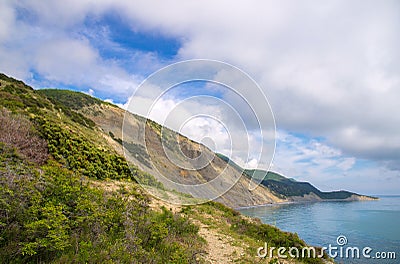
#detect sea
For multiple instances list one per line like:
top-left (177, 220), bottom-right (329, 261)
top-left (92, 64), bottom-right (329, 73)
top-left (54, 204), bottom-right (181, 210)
top-left (238, 195), bottom-right (400, 263)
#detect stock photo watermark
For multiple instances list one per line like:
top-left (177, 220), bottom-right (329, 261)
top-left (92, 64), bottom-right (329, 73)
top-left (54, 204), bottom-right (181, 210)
top-left (122, 59), bottom-right (276, 205)
top-left (257, 235), bottom-right (396, 261)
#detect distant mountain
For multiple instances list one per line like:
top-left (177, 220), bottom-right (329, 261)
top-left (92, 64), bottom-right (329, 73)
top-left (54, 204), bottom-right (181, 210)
top-left (217, 153), bottom-right (377, 201)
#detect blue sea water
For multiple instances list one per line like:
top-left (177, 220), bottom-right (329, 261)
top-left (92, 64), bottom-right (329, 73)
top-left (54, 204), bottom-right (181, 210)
top-left (238, 196), bottom-right (400, 263)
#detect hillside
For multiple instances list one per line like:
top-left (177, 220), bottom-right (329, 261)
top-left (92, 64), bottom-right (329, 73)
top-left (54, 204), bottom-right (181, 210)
top-left (41, 88), bottom-right (375, 207)
top-left (39, 88), bottom-right (285, 208)
top-left (0, 73), bottom-right (331, 263)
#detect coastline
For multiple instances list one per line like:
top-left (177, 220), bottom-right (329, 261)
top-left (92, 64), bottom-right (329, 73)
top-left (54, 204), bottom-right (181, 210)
top-left (235, 194), bottom-right (379, 210)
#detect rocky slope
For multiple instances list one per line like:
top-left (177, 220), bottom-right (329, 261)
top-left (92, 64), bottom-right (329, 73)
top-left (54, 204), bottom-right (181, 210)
top-left (75, 100), bottom-right (284, 208)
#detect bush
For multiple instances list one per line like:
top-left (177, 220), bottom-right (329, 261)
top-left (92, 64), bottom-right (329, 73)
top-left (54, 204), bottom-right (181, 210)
top-left (33, 116), bottom-right (133, 180)
top-left (0, 147), bottom-right (204, 263)
top-left (0, 108), bottom-right (48, 164)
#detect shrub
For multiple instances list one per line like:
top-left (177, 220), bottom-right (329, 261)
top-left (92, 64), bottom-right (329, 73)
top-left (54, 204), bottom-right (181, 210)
top-left (0, 108), bottom-right (48, 164)
top-left (0, 147), bottom-right (204, 263)
top-left (32, 116), bottom-right (131, 180)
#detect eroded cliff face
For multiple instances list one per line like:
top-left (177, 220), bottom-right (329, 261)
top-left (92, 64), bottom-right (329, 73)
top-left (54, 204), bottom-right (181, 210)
top-left (80, 103), bottom-right (377, 207)
top-left (287, 193), bottom-right (378, 203)
top-left (81, 103), bottom-right (284, 208)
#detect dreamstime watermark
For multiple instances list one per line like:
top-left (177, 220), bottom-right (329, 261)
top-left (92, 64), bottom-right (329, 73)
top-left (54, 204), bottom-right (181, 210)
top-left (257, 235), bottom-right (396, 261)
top-left (122, 59), bottom-right (276, 205)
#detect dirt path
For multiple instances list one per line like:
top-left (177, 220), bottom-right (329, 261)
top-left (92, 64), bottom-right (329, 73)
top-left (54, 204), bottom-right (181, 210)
top-left (194, 220), bottom-right (246, 263)
top-left (149, 198), bottom-right (246, 263)
top-left (93, 182), bottom-right (243, 262)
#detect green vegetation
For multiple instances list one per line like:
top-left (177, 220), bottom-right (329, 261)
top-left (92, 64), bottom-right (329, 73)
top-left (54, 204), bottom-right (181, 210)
top-left (37, 89), bottom-right (97, 128)
top-left (33, 115), bottom-right (133, 180)
top-left (0, 76), bottom-right (95, 128)
top-left (32, 113), bottom-right (163, 188)
top-left (146, 119), bottom-right (162, 135)
top-left (0, 75), bottom-right (202, 263)
top-left (38, 89), bottom-right (103, 110)
top-left (244, 170), bottom-right (296, 182)
top-left (0, 75), bottom-right (51, 113)
top-left (0, 144), bottom-right (204, 263)
top-left (108, 131), bottom-right (123, 145)
top-left (262, 179), bottom-right (356, 199)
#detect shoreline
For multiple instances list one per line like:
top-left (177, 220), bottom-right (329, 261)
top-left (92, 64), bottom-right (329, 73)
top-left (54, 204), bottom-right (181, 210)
top-left (235, 195), bottom-right (379, 210)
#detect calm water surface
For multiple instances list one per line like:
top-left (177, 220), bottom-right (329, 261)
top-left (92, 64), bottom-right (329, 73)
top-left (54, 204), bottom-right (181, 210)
top-left (238, 196), bottom-right (400, 263)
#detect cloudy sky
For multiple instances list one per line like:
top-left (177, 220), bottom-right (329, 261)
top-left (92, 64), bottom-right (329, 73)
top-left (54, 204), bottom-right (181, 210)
top-left (1, 0), bottom-right (399, 195)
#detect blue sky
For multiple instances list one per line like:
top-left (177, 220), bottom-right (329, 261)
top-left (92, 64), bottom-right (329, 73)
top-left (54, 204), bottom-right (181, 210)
top-left (0, 0), bottom-right (399, 195)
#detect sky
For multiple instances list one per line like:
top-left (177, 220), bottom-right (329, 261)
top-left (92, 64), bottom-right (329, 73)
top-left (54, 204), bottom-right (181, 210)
top-left (0, 0), bottom-right (399, 195)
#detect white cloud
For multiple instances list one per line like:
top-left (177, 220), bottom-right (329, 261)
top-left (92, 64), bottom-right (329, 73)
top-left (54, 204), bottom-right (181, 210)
top-left (336, 158), bottom-right (356, 171)
top-left (273, 131), bottom-right (354, 178)
top-left (271, 130), bottom-right (399, 194)
top-left (84, 88), bottom-right (95, 96)
top-left (97, 1), bottom-right (400, 174)
top-left (0, 0), bottom-right (15, 43)
top-left (0, 0), bottom-right (399, 194)
top-left (35, 38), bottom-right (99, 82)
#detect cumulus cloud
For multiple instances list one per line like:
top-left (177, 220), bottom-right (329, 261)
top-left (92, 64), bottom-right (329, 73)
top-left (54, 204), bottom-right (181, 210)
top-left (272, 131), bottom-right (355, 189)
top-left (87, 0), bottom-right (399, 175)
top-left (0, 0), bottom-right (15, 43)
top-left (0, 0), bottom-right (399, 193)
top-left (0, 0), bottom-right (148, 100)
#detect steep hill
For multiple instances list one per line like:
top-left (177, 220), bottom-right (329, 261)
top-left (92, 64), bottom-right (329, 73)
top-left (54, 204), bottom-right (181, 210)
top-left (0, 73), bottom-right (331, 263)
top-left (38, 88), bottom-right (376, 204)
top-left (39, 88), bottom-right (284, 208)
